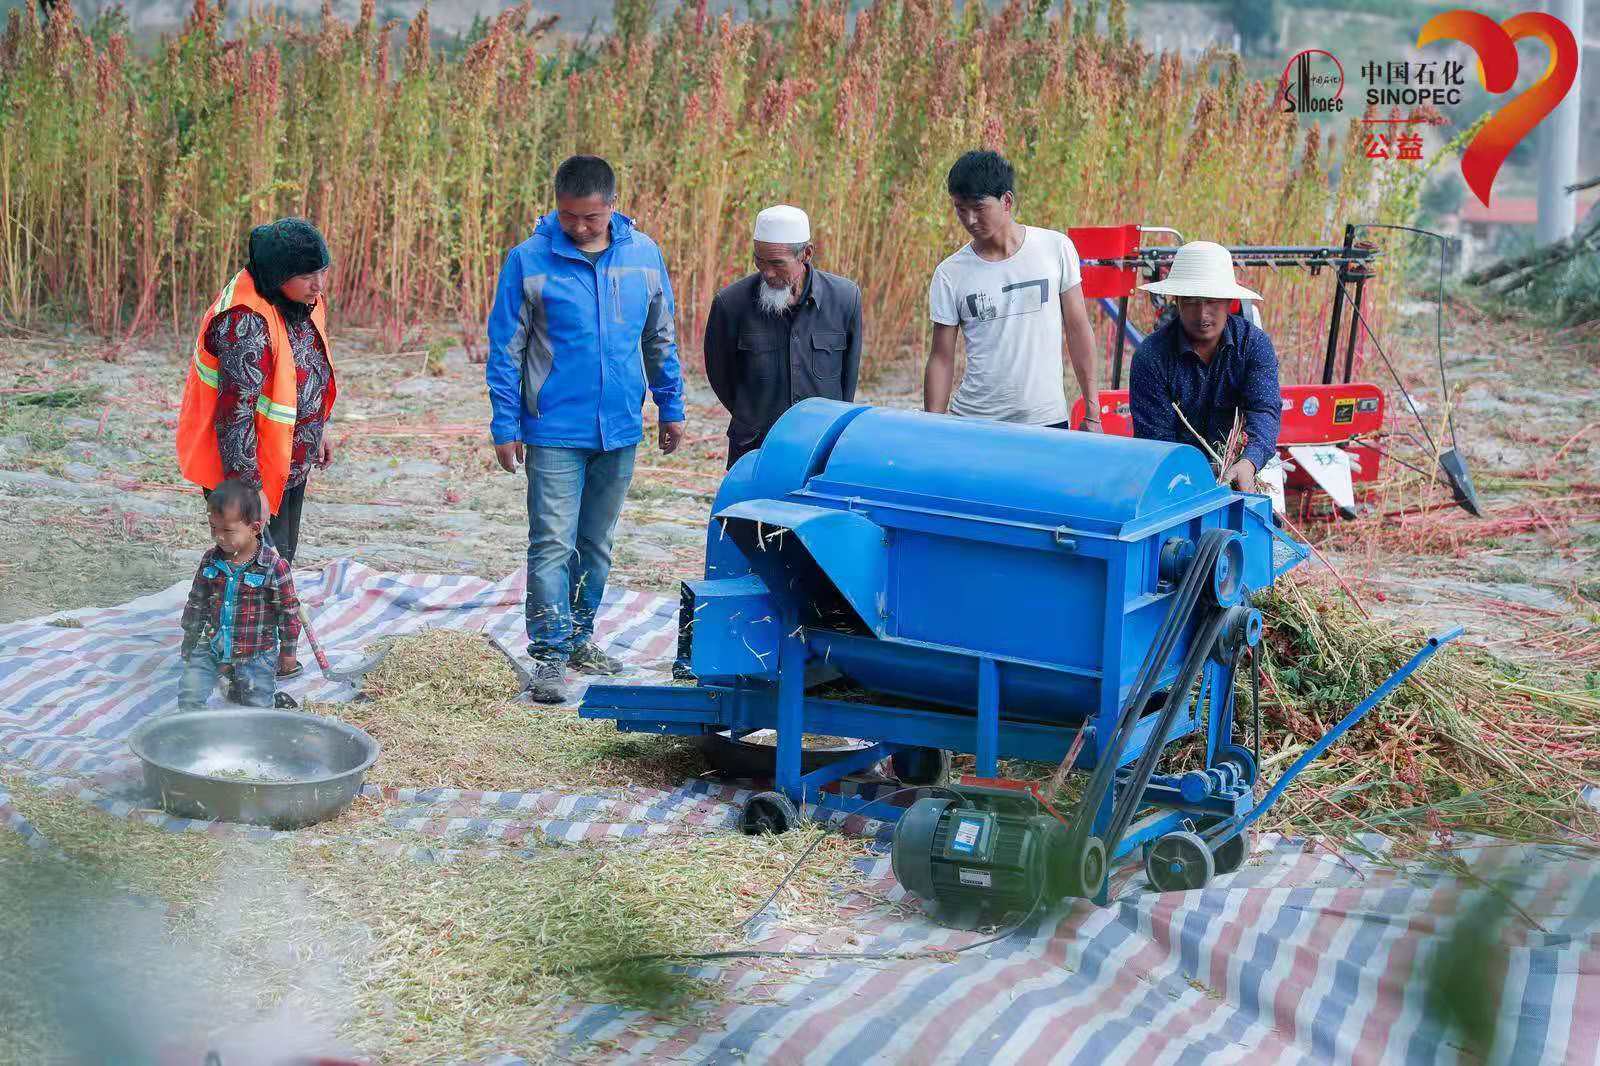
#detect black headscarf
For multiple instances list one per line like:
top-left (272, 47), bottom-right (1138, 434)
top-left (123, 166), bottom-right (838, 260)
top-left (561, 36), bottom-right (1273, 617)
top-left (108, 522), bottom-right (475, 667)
top-left (245, 218), bottom-right (330, 326)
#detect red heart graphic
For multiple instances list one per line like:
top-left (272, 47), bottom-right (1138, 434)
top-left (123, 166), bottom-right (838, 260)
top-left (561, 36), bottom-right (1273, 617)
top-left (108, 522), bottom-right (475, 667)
top-left (1417, 9), bottom-right (1578, 208)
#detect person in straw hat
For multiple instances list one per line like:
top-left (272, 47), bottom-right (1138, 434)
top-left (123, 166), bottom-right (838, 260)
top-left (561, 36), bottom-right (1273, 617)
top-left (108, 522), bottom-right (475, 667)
top-left (1127, 240), bottom-right (1282, 492)
top-left (703, 204), bottom-right (863, 469)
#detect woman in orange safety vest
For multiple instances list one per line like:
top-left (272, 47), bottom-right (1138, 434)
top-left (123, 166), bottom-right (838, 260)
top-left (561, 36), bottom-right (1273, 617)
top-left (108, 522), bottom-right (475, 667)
top-left (175, 218), bottom-right (337, 675)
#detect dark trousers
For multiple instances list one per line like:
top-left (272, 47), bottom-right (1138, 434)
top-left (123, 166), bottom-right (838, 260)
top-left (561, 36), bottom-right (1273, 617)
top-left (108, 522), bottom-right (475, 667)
top-left (726, 437), bottom-right (760, 470)
top-left (202, 481), bottom-right (307, 564)
top-left (268, 482), bottom-right (307, 564)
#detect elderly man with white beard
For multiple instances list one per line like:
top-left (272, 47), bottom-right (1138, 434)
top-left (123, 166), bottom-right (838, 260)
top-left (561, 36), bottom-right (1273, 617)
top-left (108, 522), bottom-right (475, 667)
top-left (703, 204), bottom-right (865, 468)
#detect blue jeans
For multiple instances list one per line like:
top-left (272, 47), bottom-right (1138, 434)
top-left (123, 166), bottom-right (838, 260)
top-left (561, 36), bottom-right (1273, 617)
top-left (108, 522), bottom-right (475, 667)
top-left (178, 648), bottom-right (277, 711)
top-left (525, 443), bottom-right (637, 661)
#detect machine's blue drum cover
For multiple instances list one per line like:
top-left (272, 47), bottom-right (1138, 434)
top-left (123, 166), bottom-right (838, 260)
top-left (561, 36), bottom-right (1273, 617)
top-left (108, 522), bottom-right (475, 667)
top-left (815, 408), bottom-right (1221, 529)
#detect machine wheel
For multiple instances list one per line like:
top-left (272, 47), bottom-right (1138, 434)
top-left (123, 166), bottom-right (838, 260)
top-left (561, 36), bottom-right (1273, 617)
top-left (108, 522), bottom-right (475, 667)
top-left (1211, 829), bottom-right (1251, 876)
top-left (740, 791), bottom-right (801, 835)
top-left (890, 747), bottom-right (951, 786)
top-left (1146, 831), bottom-right (1215, 892)
top-left (1062, 835), bottom-right (1107, 899)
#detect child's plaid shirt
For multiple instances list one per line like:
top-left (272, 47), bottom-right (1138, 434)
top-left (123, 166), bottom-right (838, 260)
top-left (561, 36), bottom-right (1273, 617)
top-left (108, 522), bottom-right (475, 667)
top-left (179, 543), bottom-right (301, 662)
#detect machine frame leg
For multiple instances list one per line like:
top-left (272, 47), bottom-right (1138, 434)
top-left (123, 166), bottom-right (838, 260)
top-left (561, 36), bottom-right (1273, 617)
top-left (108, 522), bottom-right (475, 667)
top-left (775, 615), bottom-right (807, 802)
top-left (976, 657), bottom-right (1000, 778)
top-left (1204, 659), bottom-right (1239, 768)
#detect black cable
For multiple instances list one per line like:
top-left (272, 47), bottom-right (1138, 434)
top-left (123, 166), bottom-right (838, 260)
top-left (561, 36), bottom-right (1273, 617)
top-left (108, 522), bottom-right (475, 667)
top-left (1334, 278), bottom-right (1440, 456)
top-left (1345, 434), bottom-right (1438, 480)
top-left (735, 784), bottom-right (962, 934)
top-left (1352, 223), bottom-right (1458, 449)
top-left (584, 783), bottom-right (1050, 974)
top-left (586, 893), bottom-right (1048, 972)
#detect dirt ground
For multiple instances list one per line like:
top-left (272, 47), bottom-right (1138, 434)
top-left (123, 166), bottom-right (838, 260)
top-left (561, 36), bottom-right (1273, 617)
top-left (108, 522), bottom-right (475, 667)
top-left (0, 302), bottom-right (1596, 677)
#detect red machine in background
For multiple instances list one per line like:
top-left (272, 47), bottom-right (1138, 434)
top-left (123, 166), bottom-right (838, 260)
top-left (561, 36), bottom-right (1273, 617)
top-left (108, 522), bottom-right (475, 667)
top-left (1064, 224), bottom-right (1479, 519)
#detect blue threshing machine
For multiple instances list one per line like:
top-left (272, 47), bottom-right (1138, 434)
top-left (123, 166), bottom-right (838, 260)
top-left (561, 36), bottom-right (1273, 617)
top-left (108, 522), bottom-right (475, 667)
top-left (581, 400), bottom-right (1458, 906)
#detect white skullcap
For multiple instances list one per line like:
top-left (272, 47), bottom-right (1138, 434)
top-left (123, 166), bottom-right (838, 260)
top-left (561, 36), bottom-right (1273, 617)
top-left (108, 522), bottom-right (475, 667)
top-left (753, 204), bottom-right (811, 244)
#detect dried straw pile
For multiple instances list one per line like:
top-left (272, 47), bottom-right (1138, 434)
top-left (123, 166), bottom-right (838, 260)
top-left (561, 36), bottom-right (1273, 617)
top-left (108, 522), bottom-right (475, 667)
top-left (1, 773), bottom-right (873, 1065)
top-left (1256, 578), bottom-right (1600, 843)
top-left (323, 629), bottom-right (706, 792)
top-left (296, 828), bottom-right (871, 1060)
top-left (951, 576), bottom-right (1599, 849)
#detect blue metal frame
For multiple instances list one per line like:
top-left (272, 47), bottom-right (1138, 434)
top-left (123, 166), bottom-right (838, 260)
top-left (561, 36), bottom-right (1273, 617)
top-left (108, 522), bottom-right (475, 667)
top-left (1201, 626), bottom-right (1464, 850)
top-left (583, 624), bottom-right (1463, 876)
top-left (581, 641), bottom-right (1246, 868)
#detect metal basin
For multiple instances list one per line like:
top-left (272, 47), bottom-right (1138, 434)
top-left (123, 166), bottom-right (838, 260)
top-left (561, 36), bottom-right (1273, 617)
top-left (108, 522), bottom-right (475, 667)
top-left (127, 710), bottom-right (380, 829)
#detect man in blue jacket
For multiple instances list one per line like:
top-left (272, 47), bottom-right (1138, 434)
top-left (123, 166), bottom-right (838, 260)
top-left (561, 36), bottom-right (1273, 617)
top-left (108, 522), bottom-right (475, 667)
top-left (487, 155), bottom-right (686, 702)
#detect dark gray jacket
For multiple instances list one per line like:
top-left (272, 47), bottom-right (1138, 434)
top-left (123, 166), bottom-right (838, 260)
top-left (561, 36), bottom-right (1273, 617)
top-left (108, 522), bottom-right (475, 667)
top-left (703, 267), bottom-right (863, 462)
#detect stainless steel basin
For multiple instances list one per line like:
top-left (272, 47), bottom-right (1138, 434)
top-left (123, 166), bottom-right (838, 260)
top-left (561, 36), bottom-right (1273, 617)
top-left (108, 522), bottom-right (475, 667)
top-left (127, 710), bottom-right (381, 829)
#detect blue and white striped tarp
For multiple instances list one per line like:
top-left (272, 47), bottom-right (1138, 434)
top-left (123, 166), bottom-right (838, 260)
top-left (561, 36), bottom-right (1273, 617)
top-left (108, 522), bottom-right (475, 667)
top-left (2, 564), bottom-right (1596, 1064)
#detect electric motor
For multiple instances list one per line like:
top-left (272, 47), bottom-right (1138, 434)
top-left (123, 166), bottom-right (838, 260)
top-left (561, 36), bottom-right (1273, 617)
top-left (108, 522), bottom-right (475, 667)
top-left (890, 785), bottom-right (1105, 923)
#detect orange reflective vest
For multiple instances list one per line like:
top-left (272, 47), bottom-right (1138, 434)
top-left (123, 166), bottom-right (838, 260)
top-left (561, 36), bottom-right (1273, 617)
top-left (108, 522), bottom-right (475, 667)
top-left (175, 269), bottom-right (334, 515)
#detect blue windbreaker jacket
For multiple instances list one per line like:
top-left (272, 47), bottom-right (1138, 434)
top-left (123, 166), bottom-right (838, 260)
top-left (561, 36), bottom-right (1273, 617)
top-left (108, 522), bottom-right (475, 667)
top-left (486, 211), bottom-right (685, 450)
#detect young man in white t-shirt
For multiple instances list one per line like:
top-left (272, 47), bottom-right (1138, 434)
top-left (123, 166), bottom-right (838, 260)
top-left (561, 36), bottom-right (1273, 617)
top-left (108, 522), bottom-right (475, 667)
top-left (923, 150), bottom-right (1101, 430)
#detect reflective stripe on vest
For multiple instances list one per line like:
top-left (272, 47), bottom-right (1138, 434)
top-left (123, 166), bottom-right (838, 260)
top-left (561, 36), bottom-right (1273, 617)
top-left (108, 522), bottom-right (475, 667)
top-left (193, 351), bottom-right (220, 388)
top-left (176, 267), bottom-right (334, 515)
top-left (255, 395), bottom-right (297, 425)
top-left (214, 274), bottom-right (240, 315)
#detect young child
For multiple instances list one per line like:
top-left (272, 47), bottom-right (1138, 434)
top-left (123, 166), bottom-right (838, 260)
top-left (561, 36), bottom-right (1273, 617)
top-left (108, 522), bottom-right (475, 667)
top-left (178, 478), bottom-right (302, 711)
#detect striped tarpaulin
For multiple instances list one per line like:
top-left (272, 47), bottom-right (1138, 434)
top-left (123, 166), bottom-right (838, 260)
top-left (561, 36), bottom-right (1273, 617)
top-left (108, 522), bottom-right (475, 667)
top-left (0, 559), bottom-right (679, 777)
top-left (2, 565), bottom-right (1597, 1064)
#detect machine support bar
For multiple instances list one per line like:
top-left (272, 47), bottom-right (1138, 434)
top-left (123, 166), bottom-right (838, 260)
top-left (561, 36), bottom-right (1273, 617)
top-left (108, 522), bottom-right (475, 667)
top-left (1112, 295), bottom-right (1131, 390)
top-left (1096, 297), bottom-right (1145, 352)
top-left (976, 658), bottom-right (1000, 777)
top-left (807, 789), bottom-right (925, 828)
top-left (775, 617), bottom-right (807, 798)
top-left (1321, 225), bottom-right (1357, 384)
top-left (1219, 626), bottom-right (1464, 842)
top-left (798, 742), bottom-right (900, 792)
top-left (1342, 271), bottom-right (1367, 384)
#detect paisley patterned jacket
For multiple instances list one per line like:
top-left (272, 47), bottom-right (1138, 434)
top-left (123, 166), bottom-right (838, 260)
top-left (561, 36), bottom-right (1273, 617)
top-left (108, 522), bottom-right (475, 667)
top-left (204, 307), bottom-right (332, 490)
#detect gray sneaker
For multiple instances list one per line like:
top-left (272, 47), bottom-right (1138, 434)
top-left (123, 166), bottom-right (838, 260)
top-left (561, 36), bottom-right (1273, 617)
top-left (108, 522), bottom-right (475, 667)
top-left (569, 640), bottom-right (624, 676)
top-left (519, 657), bottom-right (568, 704)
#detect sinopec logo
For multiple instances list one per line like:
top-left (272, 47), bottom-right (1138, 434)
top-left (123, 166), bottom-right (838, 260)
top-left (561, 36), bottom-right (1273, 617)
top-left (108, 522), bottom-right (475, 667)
top-left (1278, 49), bottom-right (1345, 114)
top-left (1418, 9), bottom-right (1579, 206)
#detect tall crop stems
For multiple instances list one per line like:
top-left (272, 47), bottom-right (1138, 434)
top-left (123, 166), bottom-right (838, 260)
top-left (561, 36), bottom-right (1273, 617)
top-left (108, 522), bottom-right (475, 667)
top-left (0, 0), bottom-right (1420, 371)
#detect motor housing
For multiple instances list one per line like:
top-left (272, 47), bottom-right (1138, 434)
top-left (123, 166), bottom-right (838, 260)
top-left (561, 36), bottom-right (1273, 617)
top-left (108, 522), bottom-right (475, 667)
top-left (891, 785), bottom-right (1104, 924)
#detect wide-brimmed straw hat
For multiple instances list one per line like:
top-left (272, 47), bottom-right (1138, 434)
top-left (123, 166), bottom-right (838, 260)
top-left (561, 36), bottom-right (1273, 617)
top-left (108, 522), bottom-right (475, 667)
top-left (1138, 240), bottom-right (1262, 302)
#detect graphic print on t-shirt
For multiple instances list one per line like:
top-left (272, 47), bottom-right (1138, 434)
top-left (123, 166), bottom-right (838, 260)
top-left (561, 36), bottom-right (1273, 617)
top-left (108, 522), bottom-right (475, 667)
top-left (963, 278), bottom-right (1049, 322)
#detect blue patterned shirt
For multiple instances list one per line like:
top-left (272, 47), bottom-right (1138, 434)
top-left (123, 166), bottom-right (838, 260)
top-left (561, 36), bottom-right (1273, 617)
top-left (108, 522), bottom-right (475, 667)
top-left (1128, 313), bottom-right (1282, 472)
